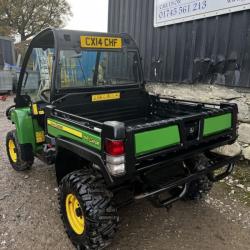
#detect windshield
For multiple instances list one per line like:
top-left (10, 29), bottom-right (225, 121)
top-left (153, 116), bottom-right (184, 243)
top-left (59, 50), bottom-right (141, 88)
top-left (20, 48), bottom-right (54, 102)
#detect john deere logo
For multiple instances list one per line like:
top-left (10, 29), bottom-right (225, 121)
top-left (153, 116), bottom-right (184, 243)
top-left (189, 127), bottom-right (195, 134)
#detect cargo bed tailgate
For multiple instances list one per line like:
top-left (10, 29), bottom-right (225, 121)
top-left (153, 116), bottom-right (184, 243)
top-left (126, 99), bottom-right (238, 159)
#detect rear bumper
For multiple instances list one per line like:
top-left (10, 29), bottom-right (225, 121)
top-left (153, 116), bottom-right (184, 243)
top-left (134, 154), bottom-right (239, 206)
top-left (108, 133), bottom-right (238, 186)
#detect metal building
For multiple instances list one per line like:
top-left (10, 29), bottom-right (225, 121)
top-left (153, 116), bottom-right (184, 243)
top-left (108, 0), bottom-right (250, 88)
top-left (0, 36), bottom-right (15, 92)
top-left (0, 36), bottom-right (15, 68)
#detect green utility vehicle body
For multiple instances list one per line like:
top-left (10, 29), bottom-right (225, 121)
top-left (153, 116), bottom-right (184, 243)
top-left (10, 105), bottom-right (234, 160)
top-left (6, 27), bottom-right (239, 190)
top-left (6, 28), bottom-right (239, 249)
top-left (10, 107), bottom-right (44, 150)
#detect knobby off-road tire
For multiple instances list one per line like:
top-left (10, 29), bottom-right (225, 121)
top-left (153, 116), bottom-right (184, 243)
top-left (184, 154), bottom-right (213, 201)
top-left (6, 130), bottom-right (33, 171)
top-left (59, 169), bottom-right (119, 250)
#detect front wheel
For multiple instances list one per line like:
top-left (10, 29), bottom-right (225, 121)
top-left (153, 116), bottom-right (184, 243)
top-left (59, 169), bottom-right (119, 250)
top-left (6, 130), bottom-right (33, 171)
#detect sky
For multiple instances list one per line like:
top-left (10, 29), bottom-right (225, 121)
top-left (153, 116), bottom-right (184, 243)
top-left (13, 0), bottom-right (108, 43)
top-left (65, 0), bottom-right (109, 32)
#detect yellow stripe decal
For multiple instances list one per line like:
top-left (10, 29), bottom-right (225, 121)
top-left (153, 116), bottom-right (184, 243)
top-left (32, 104), bottom-right (45, 115)
top-left (32, 104), bottom-right (38, 115)
top-left (35, 131), bottom-right (45, 143)
top-left (47, 120), bottom-right (82, 138)
top-left (92, 92), bottom-right (120, 102)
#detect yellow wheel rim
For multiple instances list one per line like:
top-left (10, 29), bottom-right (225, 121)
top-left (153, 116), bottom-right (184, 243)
top-left (65, 193), bottom-right (85, 235)
top-left (8, 139), bottom-right (17, 163)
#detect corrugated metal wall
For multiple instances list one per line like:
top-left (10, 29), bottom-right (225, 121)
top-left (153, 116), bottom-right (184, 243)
top-left (108, 0), bottom-right (250, 88)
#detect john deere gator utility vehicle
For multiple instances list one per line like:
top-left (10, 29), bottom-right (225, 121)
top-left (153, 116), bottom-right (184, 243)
top-left (6, 28), bottom-right (239, 249)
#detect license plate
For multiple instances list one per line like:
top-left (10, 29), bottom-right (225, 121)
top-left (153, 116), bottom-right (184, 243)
top-left (80, 36), bottom-right (122, 49)
top-left (91, 92), bottom-right (120, 102)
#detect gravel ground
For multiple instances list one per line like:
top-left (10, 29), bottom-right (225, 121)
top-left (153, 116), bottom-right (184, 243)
top-left (0, 96), bottom-right (250, 250)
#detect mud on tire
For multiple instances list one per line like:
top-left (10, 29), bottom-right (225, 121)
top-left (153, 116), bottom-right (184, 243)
top-left (59, 169), bottom-right (119, 250)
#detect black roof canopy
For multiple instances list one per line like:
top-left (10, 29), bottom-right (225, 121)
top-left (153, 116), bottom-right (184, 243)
top-left (16, 28), bottom-right (143, 105)
top-left (30, 28), bottom-right (138, 50)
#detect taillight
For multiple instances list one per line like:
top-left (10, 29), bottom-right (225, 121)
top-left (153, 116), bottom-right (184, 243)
top-left (105, 139), bottom-right (125, 176)
top-left (105, 139), bottom-right (124, 156)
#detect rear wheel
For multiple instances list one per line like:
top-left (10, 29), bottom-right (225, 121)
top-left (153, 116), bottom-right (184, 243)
top-left (184, 155), bottom-right (213, 201)
top-left (6, 130), bottom-right (33, 171)
top-left (59, 169), bottom-right (119, 250)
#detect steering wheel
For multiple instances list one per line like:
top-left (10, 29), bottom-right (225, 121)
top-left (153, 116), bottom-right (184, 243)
top-left (38, 89), bottom-right (50, 102)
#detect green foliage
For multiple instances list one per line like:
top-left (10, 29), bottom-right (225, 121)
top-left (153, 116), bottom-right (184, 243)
top-left (0, 0), bottom-right (72, 41)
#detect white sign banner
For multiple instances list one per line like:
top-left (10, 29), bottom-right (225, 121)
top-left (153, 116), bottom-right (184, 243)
top-left (154, 0), bottom-right (250, 27)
